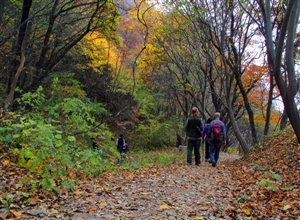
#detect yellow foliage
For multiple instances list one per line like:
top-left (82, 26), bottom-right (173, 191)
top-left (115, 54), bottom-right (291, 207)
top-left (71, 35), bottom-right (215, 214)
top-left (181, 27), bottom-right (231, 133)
top-left (79, 32), bottom-right (119, 72)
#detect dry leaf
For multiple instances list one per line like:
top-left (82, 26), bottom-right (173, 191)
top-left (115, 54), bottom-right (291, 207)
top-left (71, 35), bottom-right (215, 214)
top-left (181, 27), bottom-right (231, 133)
top-left (74, 190), bottom-right (82, 196)
top-left (88, 206), bottom-right (97, 212)
top-left (49, 208), bottom-right (59, 214)
top-left (3, 160), bottom-right (10, 166)
top-left (10, 210), bottom-right (24, 218)
top-left (283, 205), bottom-right (291, 210)
top-left (159, 203), bottom-right (170, 210)
top-left (99, 200), bottom-right (107, 209)
top-left (244, 209), bottom-right (251, 215)
top-left (189, 212), bottom-right (196, 217)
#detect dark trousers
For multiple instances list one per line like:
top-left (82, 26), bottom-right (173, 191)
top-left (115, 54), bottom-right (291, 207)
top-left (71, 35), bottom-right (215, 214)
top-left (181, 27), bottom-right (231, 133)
top-left (187, 139), bottom-right (201, 164)
top-left (205, 141), bottom-right (210, 159)
top-left (209, 141), bottom-right (222, 164)
top-left (117, 146), bottom-right (123, 154)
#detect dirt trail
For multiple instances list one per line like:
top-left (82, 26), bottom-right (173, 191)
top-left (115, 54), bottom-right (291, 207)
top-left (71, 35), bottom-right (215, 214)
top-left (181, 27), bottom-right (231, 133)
top-left (3, 129), bottom-right (300, 219)
top-left (70, 153), bottom-right (240, 220)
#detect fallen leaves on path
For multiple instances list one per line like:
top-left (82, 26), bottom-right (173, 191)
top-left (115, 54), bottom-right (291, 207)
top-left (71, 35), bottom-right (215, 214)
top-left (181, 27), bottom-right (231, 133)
top-left (0, 129), bottom-right (299, 219)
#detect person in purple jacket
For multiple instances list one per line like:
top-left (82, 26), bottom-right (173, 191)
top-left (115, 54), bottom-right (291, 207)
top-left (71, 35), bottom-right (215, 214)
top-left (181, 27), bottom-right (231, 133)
top-left (202, 118), bottom-right (213, 162)
top-left (208, 112), bottom-right (227, 167)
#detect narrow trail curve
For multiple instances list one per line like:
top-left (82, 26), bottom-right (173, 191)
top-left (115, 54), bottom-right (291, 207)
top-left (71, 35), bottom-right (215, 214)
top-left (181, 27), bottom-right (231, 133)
top-left (71, 153), bottom-right (241, 220)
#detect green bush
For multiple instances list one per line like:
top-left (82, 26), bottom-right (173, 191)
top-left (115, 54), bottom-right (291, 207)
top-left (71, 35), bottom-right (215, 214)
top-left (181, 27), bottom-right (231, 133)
top-left (0, 77), bottom-right (117, 191)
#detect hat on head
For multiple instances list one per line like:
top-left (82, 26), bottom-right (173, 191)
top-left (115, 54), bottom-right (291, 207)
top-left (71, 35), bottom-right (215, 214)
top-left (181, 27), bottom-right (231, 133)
top-left (214, 112), bottom-right (221, 117)
top-left (192, 107), bottom-right (198, 113)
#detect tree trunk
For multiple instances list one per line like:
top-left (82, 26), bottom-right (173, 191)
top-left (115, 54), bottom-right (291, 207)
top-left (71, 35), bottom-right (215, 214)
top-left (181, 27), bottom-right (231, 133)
top-left (228, 0), bottom-right (257, 145)
top-left (4, 20), bottom-right (32, 111)
top-left (4, 43), bottom-right (26, 111)
top-left (16, 0), bottom-right (32, 55)
top-left (275, 0), bottom-right (300, 142)
top-left (7, 0), bottom-right (32, 98)
top-left (280, 108), bottom-right (288, 130)
top-left (0, 0), bottom-right (4, 24)
top-left (228, 102), bottom-right (250, 154)
top-left (264, 75), bottom-right (274, 135)
top-left (234, 71), bottom-right (258, 144)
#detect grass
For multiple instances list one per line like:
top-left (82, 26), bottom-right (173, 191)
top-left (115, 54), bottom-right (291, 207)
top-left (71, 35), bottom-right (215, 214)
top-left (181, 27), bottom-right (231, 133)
top-left (117, 148), bottom-right (187, 169)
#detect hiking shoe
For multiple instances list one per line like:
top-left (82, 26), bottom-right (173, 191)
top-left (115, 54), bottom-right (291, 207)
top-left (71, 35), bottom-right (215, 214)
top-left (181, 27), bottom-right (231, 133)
top-left (212, 163), bottom-right (217, 167)
top-left (196, 163), bottom-right (201, 166)
top-left (187, 163), bottom-right (192, 165)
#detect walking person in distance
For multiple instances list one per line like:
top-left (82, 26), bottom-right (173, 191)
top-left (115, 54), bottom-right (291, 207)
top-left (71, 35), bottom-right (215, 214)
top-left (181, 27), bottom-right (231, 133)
top-left (184, 107), bottom-right (204, 166)
top-left (116, 134), bottom-right (126, 163)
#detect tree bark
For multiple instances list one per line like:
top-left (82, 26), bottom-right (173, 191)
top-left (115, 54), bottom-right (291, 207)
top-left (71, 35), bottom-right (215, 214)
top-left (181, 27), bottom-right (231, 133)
top-left (279, 108), bottom-right (288, 130)
top-left (4, 20), bottom-right (32, 111)
top-left (0, 0), bottom-right (4, 24)
top-left (6, 0), bottom-right (32, 96)
top-left (16, 0), bottom-right (32, 55)
top-left (4, 43), bottom-right (26, 111)
top-left (264, 75), bottom-right (274, 135)
top-left (227, 98), bottom-right (250, 154)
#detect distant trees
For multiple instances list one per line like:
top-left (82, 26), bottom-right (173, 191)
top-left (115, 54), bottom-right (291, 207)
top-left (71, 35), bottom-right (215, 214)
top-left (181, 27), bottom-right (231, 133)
top-left (131, 0), bottom-right (298, 152)
top-left (136, 0), bottom-right (270, 153)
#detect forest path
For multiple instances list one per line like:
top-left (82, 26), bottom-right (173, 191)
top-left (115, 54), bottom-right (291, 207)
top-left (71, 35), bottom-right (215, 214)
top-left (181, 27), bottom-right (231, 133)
top-left (2, 129), bottom-right (299, 219)
top-left (70, 153), bottom-right (240, 220)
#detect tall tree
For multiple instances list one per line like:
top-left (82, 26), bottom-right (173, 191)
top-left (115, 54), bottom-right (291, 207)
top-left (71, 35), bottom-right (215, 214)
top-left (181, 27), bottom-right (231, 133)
top-left (256, 0), bottom-right (300, 142)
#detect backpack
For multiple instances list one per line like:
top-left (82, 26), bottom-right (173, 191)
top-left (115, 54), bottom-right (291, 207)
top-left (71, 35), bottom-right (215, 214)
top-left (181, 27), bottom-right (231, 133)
top-left (210, 121), bottom-right (223, 141)
top-left (117, 137), bottom-right (124, 146)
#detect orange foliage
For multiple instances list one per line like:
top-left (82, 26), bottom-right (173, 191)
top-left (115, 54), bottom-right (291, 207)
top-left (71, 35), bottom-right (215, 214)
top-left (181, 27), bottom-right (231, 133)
top-left (242, 63), bottom-right (281, 124)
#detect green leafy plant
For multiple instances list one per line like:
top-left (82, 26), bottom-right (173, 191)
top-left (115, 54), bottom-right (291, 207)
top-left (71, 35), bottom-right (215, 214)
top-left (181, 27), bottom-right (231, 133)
top-left (0, 77), bottom-right (117, 191)
top-left (238, 194), bottom-right (250, 203)
top-left (259, 177), bottom-right (279, 191)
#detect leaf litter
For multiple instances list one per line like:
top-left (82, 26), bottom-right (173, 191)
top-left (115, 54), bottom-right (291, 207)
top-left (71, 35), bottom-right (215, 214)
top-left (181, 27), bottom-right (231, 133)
top-left (0, 129), bottom-right (299, 219)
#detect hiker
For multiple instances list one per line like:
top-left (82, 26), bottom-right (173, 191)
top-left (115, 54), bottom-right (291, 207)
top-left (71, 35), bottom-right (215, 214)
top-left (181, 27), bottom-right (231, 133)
top-left (116, 134), bottom-right (126, 163)
top-left (184, 107), bottom-right (204, 166)
top-left (90, 137), bottom-right (99, 150)
top-left (116, 134), bottom-right (125, 154)
top-left (207, 112), bottom-right (227, 167)
top-left (91, 137), bottom-right (102, 153)
top-left (202, 118), bottom-right (213, 162)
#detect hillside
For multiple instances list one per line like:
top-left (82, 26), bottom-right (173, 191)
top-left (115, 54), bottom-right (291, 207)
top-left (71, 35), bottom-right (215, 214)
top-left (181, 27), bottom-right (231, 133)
top-left (224, 129), bottom-right (300, 219)
top-left (0, 129), bottom-right (299, 219)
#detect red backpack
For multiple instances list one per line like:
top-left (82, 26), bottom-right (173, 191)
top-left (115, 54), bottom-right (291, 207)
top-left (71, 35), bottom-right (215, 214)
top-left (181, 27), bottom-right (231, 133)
top-left (211, 121), bottom-right (222, 141)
